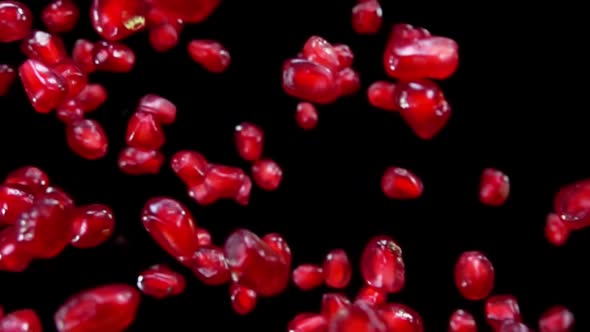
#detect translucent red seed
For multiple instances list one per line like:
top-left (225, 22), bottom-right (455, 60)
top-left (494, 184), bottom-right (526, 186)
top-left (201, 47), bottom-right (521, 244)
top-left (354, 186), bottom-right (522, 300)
top-left (0, 1), bottom-right (32, 43)
top-left (137, 264), bottom-right (186, 299)
top-left (302, 36), bottom-right (340, 72)
top-left (0, 64), bottom-right (16, 96)
top-left (21, 31), bottom-right (67, 66)
top-left (351, 1), bottom-right (383, 35)
top-left (230, 283), bottom-right (257, 315)
top-left (196, 228), bottom-right (212, 246)
top-left (545, 213), bottom-right (569, 247)
top-left (262, 232), bottom-right (293, 266)
top-left (0, 184), bottom-right (34, 226)
top-left (90, 0), bottom-right (146, 41)
top-left (52, 60), bottom-right (87, 100)
top-left (234, 122), bottom-right (264, 162)
top-left (454, 251), bottom-right (495, 300)
top-left (56, 100), bottom-right (84, 124)
top-left (553, 178), bottom-right (590, 230)
top-left (4, 166), bottom-right (49, 195)
top-left (251, 159), bottom-right (283, 191)
top-left (296, 102), bottom-right (319, 130)
top-left (355, 285), bottom-right (386, 307)
top-left (0, 309), bottom-right (42, 332)
top-left (187, 40), bottom-right (231, 73)
top-left (0, 227), bottom-right (32, 272)
top-left (70, 204), bottom-right (115, 248)
top-left (293, 264), bottom-right (324, 291)
top-left (189, 165), bottom-right (252, 206)
top-left (137, 94), bottom-right (177, 125)
top-left (321, 293), bottom-right (351, 322)
top-left (367, 81), bottom-right (397, 111)
top-left (41, 0), bottom-right (79, 33)
top-left (479, 168), bottom-right (510, 206)
top-left (333, 44), bottom-right (354, 70)
top-left (149, 23), bottom-right (179, 52)
top-left (75, 83), bottom-right (107, 112)
top-left (485, 295), bottom-right (522, 330)
top-left (361, 235), bottom-right (405, 293)
top-left (330, 302), bottom-right (388, 332)
top-left (19, 59), bottom-right (67, 114)
top-left (379, 303), bottom-right (424, 332)
top-left (288, 313), bottom-right (328, 332)
top-left (72, 39), bottom-right (96, 73)
top-left (189, 245), bottom-right (231, 285)
top-left (323, 249), bottom-right (352, 289)
top-left (66, 119), bottom-right (109, 160)
top-left (126, 111), bottom-right (166, 150)
top-left (336, 68), bottom-right (361, 97)
top-left (171, 150), bottom-right (208, 186)
top-left (118, 147), bottom-right (165, 175)
top-left (449, 309), bottom-right (477, 332)
top-left (93, 41), bottom-right (136, 72)
top-left (538, 305), bottom-right (574, 332)
top-left (282, 58), bottom-right (339, 104)
top-left (498, 320), bottom-right (532, 332)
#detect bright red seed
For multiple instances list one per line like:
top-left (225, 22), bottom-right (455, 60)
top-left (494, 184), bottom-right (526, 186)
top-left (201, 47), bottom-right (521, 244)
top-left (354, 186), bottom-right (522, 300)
top-left (379, 303), bottom-right (424, 332)
top-left (367, 81), bottom-right (397, 111)
top-left (360, 235), bottom-right (405, 293)
top-left (485, 295), bottom-right (522, 330)
top-left (196, 227), bottom-right (211, 246)
top-left (188, 165), bottom-right (252, 206)
top-left (137, 94), bottom-right (177, 125)
top-left (71, 39), bottom-right (96, 73)
top-left (323, 249), bottom-right (352, 289)
top-left (187, 40), bottom-right (230, 73)
top-left (302, 36), bottom-right (340, 72)
top-left (293, 264), bottom-right (324, 291)
top-left (234, 122), bottom-right (264, 162)
top-left (288, 313), bottom-right (328, 332)
top-left (0, 227), bottom-right (32, 272)
top-left (118, 147), bottom-right (165, 175)
top-left (336, 68), bottom-right (361, 97)
top-left (137, 264), bottom-right (186, 299)
top-left (126, 111), bottom-right (166, 150)
top-left (66, 119), bottom-right (109, 160)
top-left (262, 232), bottom-right (292, 266)
top-left (295, 102), bottom-right (319, 130)
top-left (0, 309), bottom-right (42, 332)
top-left (149, 23), bottom-right (178, 52)
top-left (75, 83), bottom-right (107, 112)
top-left (5, 166), bottom-right (49, 195)
top-left (545, 213), bottom-right (569, 247)
top-left (170, 150), bottom-right (208, 186)
top-left (44, 185), bottom-right (75, 208)
top-left (282, 58), bottom-right (339, 104)
top-left (0, 64), bottom-right (16, 96)
top-left (321, 293), bottom-right (351, 322)
top-left (498, 320), bottom-right (532, 332)
top-left (479, 168), bottom-right (510, 206)
top-left (70, 204), bottom-right (115, 248)
top-left (19, 59), bottom-right (67, 114)
top-left (330, 302), bottom-right (388, 332)
top-left (538, 305), bottom-right (574, 332)
top-left (93, 40), bottom-right (136, 72)
top-left (54, 284), bottom-right (140, 332)
top-left (333, 44), bottom-right (354, 70)
top-left (252, 159), bottom-right (283, 191)
top-left (0, 1), bottom-right (32, 43)
top-left (56, 100), bottom-right (84, 124)
top-left (0, 184), bottom-right (34, 226)
top-left (355, 286), bottom-right (386, 307)
top-left (449, 309), bottom-right (477, 332)
top-left (454, 251), bottom-right (495, 300)
top-left (21, 31), bottom-right (67, 66)
top-left (230, 283), bottom-right (257, 315)
top-left (41, 0), bottom-right (79, 33)
top-left (149, 0), bottom-right (220, 23)
top-left (553, 178), bottom-right (590, 230)
top-left (90, 0), bottom-right (146, 41)
top-left (52, 60), bottom-right (87, 100)
top-left (189, 245), bottom-right (231, 285)
top-left (381, 166), bottom-right (423, 200)
top-left (351, 1), bottom-right (382, 35)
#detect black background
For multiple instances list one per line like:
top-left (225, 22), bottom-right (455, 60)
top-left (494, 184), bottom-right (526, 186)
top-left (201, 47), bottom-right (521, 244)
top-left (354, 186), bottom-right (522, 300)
top-left (0, 1), bottom-right (587, 331)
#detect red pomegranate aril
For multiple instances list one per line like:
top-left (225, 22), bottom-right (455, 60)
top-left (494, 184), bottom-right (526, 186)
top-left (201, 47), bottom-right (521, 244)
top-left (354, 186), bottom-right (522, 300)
top-left (262, 232), bottom-right (292, 266)
top-left (333, 44), bottom-right (354, 70)
top-left (337, 68), bottom-right (360, 96)
top-left (234, 122), bottom-right (264, 162)
top-left (93, 41), bottom-right (135, 72)
top-left (141, 197), bottom-right (199, 259)
top-left (352, 1), bottom-right (382, 35)
top-left (321, 293), bottom-right (351, 322)
top-left (355, 286), bottom-right (386, 307)
top-left (0, 64), bottom-right (16, 96)
top-left (19, 59), bottom-right (67, 114)
top-left (118, 147), bottom-right (164, 175)
top-left (224, 229), bottom-right (290, 297)
top-left (187, 40), bottom-right (230, 73)
top-left (545, 213), bottom-right (569, 247)
top-left (41, 0), bottom-right (79, 33)
top-left (293, 264), bottom-right (324, 291)
top-left (554, 178), bottom-right (590, 230)
top-left (361, 235), bottom-right (405, 293)
top-left (0, 227), bottom-right (32, 272)
top-left (296, 102), bottom-right (319, 130)
top-left (379, 303), bottom-right (424, 332)
top-left (70, 204), bottom-right (115, 248)
top-left (230, 283), bottom-right (257, 315)
top-left (485, 295), bottom-right (522, 330)
top-left (56, 100), bottom-right (84, 123)
top-left (330, 302), bottom-right (388, 332)
top-left (66, 119), bottom-right (108, 160)
top-left (190, 165), bottom-right (252, 205)
top-left (381, 166), bottom-right (423, 199)
top-left (90, 0), bottom-right (146, 41)
top-left (44, 185), bottom-right (75, 208)
top-left (150, 0), bottom-right (220, 23)
top-left (449, 309), bottom-right (477, 332)
top-left (5, 166), bottom-right (49, 195)
top-left (0, 184), bottom-right (34, 226)
top-left (171, 150), bottom-right (208, 186)
top-left (54, 284), bottom-right (140, 332)
top-left (252, 159), bottom-right (283, 191)
top-left (0, 1), bottom-right (32, 43)
top-left (499, 321), bottom-right (532, 332)
top-left (126, 111), bottom-right (166, 150)
top-left (189, 245), bottom-right (231, 285)
top-left (0, 309), bottom-right (42, 332)
top-left (149, 24), bottom-right (178, 52)
top-left (367, 81), bottom-right (397, 111)
top-left (289, 313), bottom-right (328, 332)
top-left (21, 31), bottom-right (67, 66)
top-left (75, 84), bottom-right (107, 112)
top-left (72, 39), bottom-right (96, 73)
top-left (52, 60), bottom-right (87, 100)
top-left (539, 305), bottom-right (574, 332)
top-left (454, 251), bottom-right (495, 300)
top-left (479, 168), bottom-right (510, 206)
top-left (302, 36), bottom-right (340, 72)
top-left (282, 58), bottom-right (339, 104)
top-left (137, 264), bottom-right (186, 299)
top-left (196, 227), bottom-right (211, 246)
top-left (137, 94), bottom-right (177, 125)
top-left (323, 249), bottom-right (352, 289)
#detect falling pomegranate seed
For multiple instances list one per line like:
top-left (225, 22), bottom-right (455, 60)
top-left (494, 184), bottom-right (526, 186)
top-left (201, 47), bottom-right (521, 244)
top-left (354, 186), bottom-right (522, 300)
top-left (118, 147), bottom-right (165, 175)
top-left (553, 178), bottom-right (590, 230)
top-left (0, 309), bottom-right (42, 332)
top-left (351, 1), bottom-right (383, 35)
top-left (149, 0), bottom-right (220, 23)
top-left (367, 81), bottom-right (397, 111)
top-left (93, 40), bottom-right (136, 72)
top-left (0, 1), bottom-right (32, 43)
top-left (381, 166), bottom-right (423, 200)
top-left (330, 302), bottom-right (388, 332)
top-left (361, 235), bottom-right (405, 293)
top-left (251, 159), bottom-right (283, 191)
top-left (230, 283), bottom-right (258, 315)
top-left (56, 100), bottom-right (84, 123)
top-left (454, 251), bottom-right (494, 300)
top-left (262, 232), bottom-right (293, 266)
top-left (187, 40), bottom-right (231, 73)
top-left (293, 264), bottom-right (324, 291)
top-left (234, 122), bottom-right (264, 162)
top-left (321, 293), bottom-right (351, 322)
top-left (137, 264), bottom-right (186, 299)
top-left (302, 36), bottom-right (340, 72)
top-left (0, 227), bottom-right (32, 272)
top-left (126, 111), bottom-right (166, 150)
top-left (70, 204), bottom-right (115, 248)
top-left (171, 150), bottom-right (208, 186)
top-left (90, 0), bottom-right (146, 41)
top-left (75, 84), bottom-right (107, 112)
top-left (0, 184), bottom-right (34, 226)
top-left (538, 305), bottom-right (574, 332)
top-left (323, 249), bottom-right (352, 289)
top-left (196, 227), bottom-right (212, 246)
top-left (54, 284), bottom-right (140, 332)
top-left (498, 320), bottom-right (532, 332)
top-left (479, 168), bottom-right (510, 206)
top-left (149, 23), bottom-right (179, 52)
top-left (379, 303), bottom-right (424, 332)
top-left (355, 285), bottom-right (386, 307)
top-left (19, 59), bottom-right (67, 114)
top-left (0, 64), bottom-right (16, 96)
top-left (5, 166), bottom-right (49, 195)
top-left (545, 213), bottom-right (569, 247)
top-left (41, 0), bottom-right (79, 33)
top-left (188, 165), bottom-right (252, 206)
top-left (288, 313), bottom-right (328, 332)
top-left (485, 295), bottom-right (522, 330)
top-left (295, 102), bottom-right (319, 130)
top-left (21, 31), bottom-right (67, 66)
top-left (333, 44), bottom-right (354, 70)
top-left (52, 60), bottom-right (87, 100)
top-left (66, 119), bottom-right (109, 160)
top-left (137, 94), bottom-right (177, 125)
top-left (282, 58), bottom-right (339, 104)
top-left (336, 68), bottom-right (361, 96)
top-left (449, 309), bottom-right (477, 332)
top-left (189, 245), bottom-right (231, 285)
top-left (44, 186), bottom-right (75, 208)
top-left (72, 39), bottom-right (96, 73)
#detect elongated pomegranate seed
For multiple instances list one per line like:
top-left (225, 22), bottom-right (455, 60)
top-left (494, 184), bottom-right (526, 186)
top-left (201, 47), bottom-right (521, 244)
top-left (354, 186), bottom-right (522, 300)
top-left (545, 213), bottom-right (569, 247)
top-left (0, 64), bottom-right (16, 96)
top-left (539, 305), bottom-right (574, 332)
top-left (72, 39), bottom-right (96, 73)
top-left (0, 1), bottom-right (32, 43)
top-left (137, 94), bottom-right (177, 125)
top-left (323, 249), bottom-right (352, 289)
top-left (118, 147), bottom-right (165, 175)
top-left (479, 168), bottom-right (510, 206)
top-left (66, 119), bottom-right (108, 160)
top-left (302, 36), bottom-right (340, 72)
top-left (19, 59), bottom-right (67, 113)
top-left (379, 303), bottom-right (424, 332)
top-left (137, 264), bottom-right (186, 299)
top-left (189, 245), bottom-right (231, 285)
top-left (171, 150), bottom-right (208, 186)
top-left (288, 313), bottom-right (328, 332)
top-left (449, 309), bottom-right (477, 332)
top-left (499, 320), bottom-right (532, 332)
top-left (75, 84), bottom-right (107, 112)
top-left (485, 295), bottom-right (522, 330)
top-left (361, 235), bottom-right (405, 293)
top-left (262, 232), bottom-right (292, 266)
top-left (293, 264), bottom-right (324, 291)
top-left (126, 111), bottom-right (166, 150)
top-left (41, 0), bottom-right (79, 33)
top-left (93, 41), bottom-right (135, 72)
top-left (5, 166), bottom-right (49, 195)
top-left (234, 122), bottom-right (264, 162)
top-left (330, 302), bottom-right (388, 332)
top-left (54, 284), bottom-right (140, 332)
top-left (196, 228), bottom-right (212, 246)
top-left (296, 102), bottom-right (319, 130)
top-left (0, 227), bottom-right (32, 272)
top-left (21, 31), bottom-right (67, 65)
top-left (381, 166), bottom-right (423, 200)
top-left (321, 293), bottom-right (351, 322)
top-left (187, 40), bottom-right (230, 73)
top-left (0, 309), bottom-right (42, 332)
top-left (71, 204), bottom-right (115, 248)
top-left (454, 251), bottom-right (495, 300)
top-left (282, 58), bottom-right (339, 104)
top-left (355, 286), bottom-right (386, 307)
top-left (251, 159), bottom-right (283, 191)
top-left (333, 44), bottom-right (354, 70)
top-left (352, 1), bottom-right (382, 35)
top-left (553, 178), bottom-right (590, 230)
top-left (0, 184), bottom-right (34, 226)
top-left (56, 100), bottom-right (84, 123)
top-left (368, 81), bottom-right (397, 111)
top-left (90, 0), bottom-right (146, 41)
top-left (230, 283), bottom-right (257, 315)
top-left (337, 68), bottom-right (361, 96)
top-left (188, 165), bottom-right (252, 206)
top-left (150, 0), bottom-right (220, 23)
top-left (149, 23), bottom-right (178, 52)
top-left (52, 60), bottom-right (87, 100)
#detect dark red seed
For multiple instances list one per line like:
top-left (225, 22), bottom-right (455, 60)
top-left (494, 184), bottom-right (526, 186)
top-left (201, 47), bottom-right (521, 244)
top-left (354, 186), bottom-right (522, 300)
top-left (126, 111), bottom-right (166, 150)
top-left (19, 59), bottom-right (67, 114)
top-left (118, 147), bottom-right (165, 175)
top-left (367, 81), bottom-right (397, 111)
top-left (149, 0), bottom-right (220, 23)
top-left (302, 36), bottom-right (340, 72)
top-left (190, 245), bottom-right (231, 285)
top-left (137, 264), bottom-right (186, 299)
top-left (479, 168), bottom-right (510, 206)
top-left (71, 39), bottom-right (96, 73)
top-left (21, 31), bottom-right (67, 65)
top-left (354, 286), bottom-right (386, 307)
top-left (0, 227), bottom-right (32, 272)
top-left (351, 1), bottom-right (382, 35)
top-left (321, 293), bottom-right (351, 322)
top-left (282, 58), bottom-right (339, 104)
top-left (149, 23), bottom-right (179, 52)
top-left (90, 0), bottom-right (146, 41)
top-left (323, 249), bottom-right (352, 289)
top-left (0, 309), bottom-right (42, 332)
top-left (381, 166), bottom-right (423, 200)
top-left (71, 204), bottom-right (115, 248)
top-left (336, 68), bottom-right (361, 97)
top-left (93, 40), bottom-right (135, 72)
top-left (289, 313), bottom-right (328, 332)
top-left (333, 44), bottom-right (354, 70)
top-left (234, 122), bottom-right (264, 162)
top-left (66, 119), bottom-right (108, 160)
top-left (329, 302), bottom-right (388, 332)
top-left (262, 232), bottom-right (292, 266)
top-left (4, 166), bottom-right (49, 195)
top-left (187, 40), bottom-right (230, 73)
top-left (454, 251), bottom-right (495, 300)
top-left (41, 0), bottom-right (79, 33)
top-left (56, 100), bottom-right (84, 124)
top-left (539, 305), bottom-right (574, 332)
top-left (449, 309), bottom-right (477, 332)
top-left (361, 235), bottom-right (405, 293)
top-left (0, 64), bottom-right (16, 96)
top-left (230, 283), bottom-right (257, 315)
top-left (0, 1), bottom-right (33, 43)
top-left (0, 184), bottom-right (34, 226)
top-left (293, 264), bottom-right (324, 291)
top-left (553, 178), bottom-right (590, 230)
top-left (74, 84), bottom-right (107, 112)
top-left (545, 213), bottom-right (569, 247)
top-left (379, 303), bottom-right (424, 332)
top-left (296, 102), bottom-right (319, 130)
top-left (485, 295), bottom-right (522, 330)
top-left (137, 94), bottom-right (177, 125)
top-left (251, 159), bottom-right (283, 191)
top-left (52, 60), bottom-right (87, 100)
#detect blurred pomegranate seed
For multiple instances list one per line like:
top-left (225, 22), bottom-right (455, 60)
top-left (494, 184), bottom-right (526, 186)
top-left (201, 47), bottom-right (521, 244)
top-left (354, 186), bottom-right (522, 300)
top-left (449, 309), bottom-right (477, 332)
top-left (149, 23), bottom-right (179, 52)
top-left (187, 40), bottom-right (231, 73)
top-left (355, 286), bottom-right (386, 307)
top-left (0, 184), bottom-right (34, 226)
top-left (381, 166), bottom-right (423, 200)
top-left (41, 0), bottom-right (79, 33)
top-left (545, 213), bottom-right (569, 247)
top-left (296, 102), bottom-right (319, 130)
top-left (0, 309), bottom-right (42, 332)
top-left (0, 1), bottom-right (32, 43)
top-left (56, 100), bottom-right (84, 124)
top-left (323, 249), bottom-right (352, 289)
top-left (90, 0), bottom-right (146, 41)
top-left (293, 264), bottom-right (324, 291)
top-left (553, 178), bottom-right (590, 230)
top-left (485, 295), bottom-right (522, 330)
top-left (262, 232), bottom-right (292, 266)
top-left (321, 293), bottom-right (351, 322)
top-left (189, 245), bottom-right (231, 285)
top-left (367, 81), bottom-right (397, 111)
top-left (0, 227), bottom-right (32, 272)
top-left (93, 41), bottom-right (136, 72)
top-left (126, 111), bottom-right (166, 150)
top-left (538, 305), bottom-right (574, 332)
top-left (333, 44), bottom-right (354, 70)
top-left (118, 147), bottom-right (165, 175)
top-left (302, 36), bottom-right (340, 72)
top-left (171, 150), bottom-right (208, 186)
top-left (351, 1), bottom-right (382, 35)
top-left (5, 166), bottom-right (49, 195)
top-left (19, 59), bottom-right (67, 114)
top-left (150, 0), bottom-right (220, 23)
top-left (336, 68), bottom-right (361, 96)
top-left (454, 251), bottom-right (495, 300)
top-left (288, 313), bottom-right (327, 332)
top-left (234, 122), bottom-right (264, 162)
top-left (75, 84), bottom-right (107, 112)
top-left (230, 283), bottom-right (257, 315)
top-left (196, 228), bottom-right (212, 247)
top-left (252, 159), bottom-right (283, 191)
top-left (479, 168), bottom-right (510, 206)
top-left (330, 302), bottom-right (388, 332)
top-left (72, 39), bottom-right (96, 73)
top-left (137, 94), bottom-right (177, 124)
top-left (66, 119), bottom-right (109, 160)
top-left (70, 204), bottom-right (115, 248)
top-left (137, 264), bottom-right (186, 299)
top-left (282, 58), bottom-right (339, 104)
top-left (379, 303), bottom-right (424, 332)
top-left (21, 31), bottom-right (67, 65)
top-left (52, 60), bottom-right (87, 99)
top-left (361, 235), bottom-right (405, 293)
top-left (0, 64), bottom-right (16, 96)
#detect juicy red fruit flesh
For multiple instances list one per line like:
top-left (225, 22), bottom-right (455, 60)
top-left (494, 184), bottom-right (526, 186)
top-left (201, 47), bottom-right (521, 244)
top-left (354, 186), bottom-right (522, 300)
top-left (553, 178), bottom-right (590, 230)
top-left (323, 248), bottom-right (352, 289)
top-left (0, 309), bottom-right (42, 332)
top-left (90, 0), bottom-right (146, 41)
top-left (302, 36), bottom-right (340, 72)
top-left (251, 159), bottom-right (283, 191)
top-left (379, 303), bottom-right (424, 332)
top-left (293, 264), bottom-right (324, 291)
top-left (21, 31), bottom-right (68, 66)
top-left (5, 166), bottom-right (49, 195)
top-left (234, 122), bottom-right (264, 162)
top-left (449, 309), bottom-right (477, 332)
top-left (538, 305), bottom-right (574, 332)
top-left (295, 102), bottom-right (319, 129)
top-left (170, 150), bottom-right (208, 186)
top-left (66, 119), bottom-right (109, 160)
top-left (0, 64), bottom-right (16, 96)
top-left (454, 251), bottom-right (495, 300)
top-left (187, 40), bottom-right (230, 73)
top-left (41, 0), bottom-right (79, 33)
top-left (367, 81), bottom-right (396, 111)
top-left (19, 59), bottom-right (67, 114)
top-left (118, 147), bottom-right (165, 175)
top-left (0, 227), bottom-right (32, 272)
top-left (330, 302), bottom-right (388, 332)
top-left (0, 1), bottom-right (33, 43)
top-left (150, 0), bottom-right (220, 23)
top-left (137, 264), bottom-right (186, 299)
top-left (351, 1), bottom-right (382, 35)
top-left (0, 184), bottom-right (34, 226)
top-left (485, 295), bottom-right (522, 330)
top-left (71, 204), bottom-right (115, 248)
top-left (282, 58), bottom-right (339, 104)
top-left (230, 283), bottom-right (257, 315)
top-left (126, 111), bottom-right (166, 150)
top-left (361, 235), bottom-right (405, 293)
top-left (189, 245), bottom-right (231, 285)
top-left (479, 168), bottom-right (510, 206)
top-left (545, 213), bottom-right (569, 247)
top-left (289, 313), bottom-right (328, 332)
top-left (93, 41), bottom-right (136, 72)
top-left (381, 166), bottom-right (423, 199)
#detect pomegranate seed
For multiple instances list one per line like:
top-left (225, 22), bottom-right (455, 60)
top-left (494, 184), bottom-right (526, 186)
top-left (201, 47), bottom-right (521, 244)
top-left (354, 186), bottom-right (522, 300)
top-left (545, 213), bottom-right (569, 247)
top-left (137, 94), bottom-right (177, 125)
top-left (321, 293), bottom-right (351, 322)
top-left (56, 100), bottom-right (84, 124)
top-left (187, 40), bottom-right (230, 73)
top-left (196, 227), bottom-right (212, 246)
top-left (41, 0), bottom-right (79, 33)
top-left (0, 184), bottom-right (34, 226)
top-left (449, 309), bottom-right (477, 332)
top-left (70, 204), bottom-right (115, 248)
top-left (485, 295), bottom-right (522, 330)
top-left (262, 232), bottom-right (292, 266)
top-left (145, 6), bottom-right (180, 27)
top-left (381, 166), bottom-right (423, 200)
top-left (189, 245), bottom-right (231, 285)
top-left (234, 122), bottom-right (264, 162)
top-left (539, 305), bottom-right (574, 332)
top-left (0, 1), bottom-right (32, 43)
top-left (498, 321), bottom-right (532, 332)
top-left (137, 264), bottom-right (186, 299)
top-left (330, 302), bottom-right (388, 332)
top-left (367, 81), bottom-right (397, 111)
top-left (75, 84), bottom-right (107, 112)
top-left (66, 119), bottom-right (108, 160)
top-left (90, 0), bottom-right (146, 41)
top-left (0, 227), bottom-right (32, 272)
top-left (52, 60), bottom-right (87, 100)
top-left (118, 147), bottom-right (165, 175)
top-left (189, 165), bottom-right (252, 206)
top-left (93, 40), bottom-right (135, 72)
top-left (337, 68), bottom-right (361, 96)
top-left (295, 102), bottom-right (319, 130)
top-left (0, 64), bottom-right (16, 96)
top-left (479, 168), bottom-right (510, 206)
top-left (54, 284), bottom-right (140, 332)
top-left (141, 197), bottom-right (199, 259)
top-left (384, 23), bottom-right (459, 80)
top-left (361, 235), bottom-right (405, 293)
top-left (351, 1), bottom-right (382, 35)
top-left (251, 159), bottom-right (283, 191)
top-left (149, 24), bottom-right (178, 52)
top-left (230, 283), bottom-right (257, 315)
top-left (454, 251), bottom-right (495, 300)
top-left (171, 150), bottom-right (208, 186)
top-left (19, 59), bottom-right (67, 114)
top-left (288, 313), bottom-right (328, 332)
top-left (5, 166), bottom-right (50, 195)
top-left (72, 39), bottom-right (96, 73)
top-left (333, 44), bottom-right (354, 70)
top-left (21, 31), bottom-right (67, 66)
top-left (323, 249), bottom-right (352, 289)
top-left (553, 178), bottom-right (590, 230)
top-left (379, 303), bottom-right (424, 332)
top-left (355, 286), bottom-right (386, 307)
top-left (44, 185), bottom-right (75, 208)
top-left (0, 309), bottom-right (42, 332)
top-left (282, 58), bottom-right (339, 104)
top-left (224, 229), bottom-right (290, 296)
top-left (126, 111), bottom-right (166, 150)
top-left (293, 264), bottom-right (324, 291)
top-left (150, 0), bottom-right (220, 23)
top-left (302, 36), bottom-right (340, 72)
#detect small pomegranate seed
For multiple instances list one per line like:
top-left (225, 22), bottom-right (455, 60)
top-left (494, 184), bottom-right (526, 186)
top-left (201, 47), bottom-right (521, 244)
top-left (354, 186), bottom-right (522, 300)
top-left (449, 309), bottom-right (477, 332)
top-left (0, 64), bottom-right (16, 96)
top-left (262, 232), bottom-right (292, 266)
top-left (126, 111), bottom-right (166, 150)
top-left (288, 313), bottom-right (328, 332)
top-left (381, 167), bottom-right (423, 200)
top-left (379, 303), bottom-right (424, 332)
top-left (70, 204), bottom-right (115, 248)
top-left (5, 166), bottom-right (50, 195)
top-left (539, 305), bottom-right (574, 332)
top-left (367, 81), bottom-right (397, 111)
top-left (224, 229), bottom-right (290, 297)
top-left (282, 58), bottom-right (339, 104)
top-left (0, 309), bottom-right (42, 332)
top-left (189, 245), bottom-right (231, 285)
top-left (0, 1), bottom-right (32, 43)
top-left (293, 264), bottom-right (324, 291)
top-left (355, 286), bottom-right (386, 307)
top-left (52, 60), bottom-right (87, 100)
top-left (333, 44), bottom-right (354, 70)
top-left (75, 84), bottom-right (107, 112)
top-left (323, 249), bottom-right (352, 289)
top-left (0, 227), bottom-right (32, 272)
top-left (330, 302), bottom-right (388, 332)
top-left (19, 59), bottom-right (67, 114)
top-left (150, 0), bottom-right (220, 23)
top-left (137, 264), bottom-right (186, 299)
top-left (187, 40), bottom-right (230, 73)
top-left (196, 227), bottom-right (212, 246)
top-left (230, 283), bottom-right (257, 315)
top-left (252, 159), bottom-right (283, 191)
top-left (295, 102), bottom-right (319, 130)
top-left (361, 235), bottom-right (405, 293)
top-left (137, 94), bottom-right (177, 125)
top-left (44, 185), bottom-right (75, 208)
top-left (21, 31), bottom-right (67, 66)
top-left (553, 178), bottom-right (590, 230)
top-left (479, 168), bottom-right (510, 206)
top-left (66, 119), bottom-right (108, 160)
top-left (41, 0), bottom-right (79, 33)
top-left (72, 39), bottom-right (96, 73)
top-left (90, 0), bottom-right (146, 41)
top-left (384, 23), bottom-right (459, 80)
top-left (189, 165), bottom-right (252, 206)
top-left (321, 293), bottom-right (351, 322)
top-left (149, 24), bottom-right (178, 52)
top-left (170, 150), bottom-right (208, 186)
top-left (54, 284), bottom-right (140, 332)
top-left (545, 213), bottom-right (569, 247)
top-left (56, 100), bottom-right (84, 124)
top-left (454, 251), bottom-right (495, 300)
top-left (93, 41), bottom-right (135, 72)
top-left (234, 122), bottom-right (264, 162)
top-left (0, 184), bottom-right (34, 226)
top-left (352, 1), bottom-right (382, 35)
top-left (141, 197), bottom-right (199, 259)
top-left (499, 321), bottom-right (532, 332)
top-left (302, 36), bottom-right (340, 72)
top-left (337, 68), bottom-right (361, 96)
top-left (118, 147), bottom-right (165, 175)
top-left (485, 295), bottom-right (522, 330)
